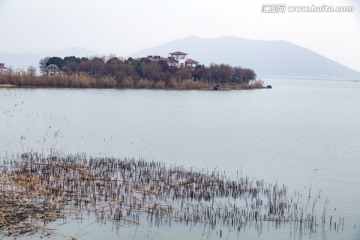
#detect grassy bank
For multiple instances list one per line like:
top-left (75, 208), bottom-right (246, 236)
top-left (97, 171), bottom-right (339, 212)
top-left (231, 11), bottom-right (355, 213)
top-left (0, 73), bottom-right (265, 90)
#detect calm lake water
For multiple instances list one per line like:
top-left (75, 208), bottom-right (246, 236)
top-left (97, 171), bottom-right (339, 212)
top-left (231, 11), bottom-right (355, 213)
top-left (1, 78), bottom-right (359, 240)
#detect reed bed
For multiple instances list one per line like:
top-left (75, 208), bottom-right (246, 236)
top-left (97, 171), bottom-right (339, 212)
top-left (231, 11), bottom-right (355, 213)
top-left (0, 73), bottom-right (265, 90)
top-left (0, 153), bottom-right (341, 238)
top-left (0, 74), bottom-right (116, 89)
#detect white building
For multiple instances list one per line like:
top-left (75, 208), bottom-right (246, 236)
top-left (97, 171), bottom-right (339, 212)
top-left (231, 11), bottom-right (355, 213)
top-left (185, 59), bottom-right (199, 68)
top-left (168, 51), bottom-right (198, 68)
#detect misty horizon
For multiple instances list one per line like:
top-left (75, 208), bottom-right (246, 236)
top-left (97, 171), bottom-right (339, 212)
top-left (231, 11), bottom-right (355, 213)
top-left (0, 0), bottom-right (359, 72)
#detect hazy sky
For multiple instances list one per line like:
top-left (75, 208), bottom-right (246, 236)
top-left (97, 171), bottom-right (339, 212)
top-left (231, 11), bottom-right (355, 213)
top-left (0, 0), bottom-right (359, 71)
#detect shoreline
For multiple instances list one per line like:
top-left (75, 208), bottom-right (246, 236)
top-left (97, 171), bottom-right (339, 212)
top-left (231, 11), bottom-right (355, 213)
top-left (0, 84), bottom-right (16, 88)
top-left (0, 85), bottom-right (269, 90)
top-left (0, 76), bottom-right (267, 90)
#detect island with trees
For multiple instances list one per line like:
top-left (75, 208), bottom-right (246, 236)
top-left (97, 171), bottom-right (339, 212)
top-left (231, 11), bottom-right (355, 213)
top-left (0, 52), bottom-right (265, 90)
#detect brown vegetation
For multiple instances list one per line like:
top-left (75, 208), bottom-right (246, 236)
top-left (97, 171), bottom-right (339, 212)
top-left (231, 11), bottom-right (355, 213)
top-left (0, 72), bottom-right (265, 90)
top-left (0, 73), bottom-right (119, 88)
top-left (0, 153), bottom-right (333, 238)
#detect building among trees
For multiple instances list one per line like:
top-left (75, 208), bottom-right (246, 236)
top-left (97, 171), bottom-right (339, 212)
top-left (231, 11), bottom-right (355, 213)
top-left (37, 53), bottom-right (257, 88)
top-left (134, 51), bottom-right (199, 69)
top-left (46, 64), bottom-right (62, 75)
top-left (169, 51), bottom-right (199, 68)
top-left (0, 63), bottom-right (7, 73)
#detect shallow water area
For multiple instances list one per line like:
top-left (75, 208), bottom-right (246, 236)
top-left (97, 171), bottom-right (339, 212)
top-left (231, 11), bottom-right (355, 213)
top-left (0, 78), bottom-right (359, 239)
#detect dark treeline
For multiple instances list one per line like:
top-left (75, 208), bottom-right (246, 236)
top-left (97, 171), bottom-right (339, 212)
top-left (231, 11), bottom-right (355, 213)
top-left (40, 55), bottom-right (257, 86)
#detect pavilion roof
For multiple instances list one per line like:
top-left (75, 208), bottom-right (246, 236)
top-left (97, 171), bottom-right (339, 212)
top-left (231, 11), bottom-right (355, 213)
top-left (169, 51), bottom-right (188, 55)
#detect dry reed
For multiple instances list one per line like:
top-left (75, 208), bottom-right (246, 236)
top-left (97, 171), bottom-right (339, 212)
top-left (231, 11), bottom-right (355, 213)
top-left (0, 152), bottom-right (338, 238)
top-left (0, 73), bottom-right (266, 90)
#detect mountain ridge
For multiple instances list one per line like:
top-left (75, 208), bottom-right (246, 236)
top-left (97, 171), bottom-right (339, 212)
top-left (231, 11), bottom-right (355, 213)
top-left (131, 36), bottom-right (360, 80)
top-left (1, 37), bottom-right (359, 80)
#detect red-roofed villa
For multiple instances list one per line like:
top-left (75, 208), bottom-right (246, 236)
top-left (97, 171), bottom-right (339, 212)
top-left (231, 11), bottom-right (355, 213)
top-left (133, 51), bottom-right (199, 69)
top-left (185, 59), bottom-right (199, 68)
top-left (169, 51), bottom-right (196, 68)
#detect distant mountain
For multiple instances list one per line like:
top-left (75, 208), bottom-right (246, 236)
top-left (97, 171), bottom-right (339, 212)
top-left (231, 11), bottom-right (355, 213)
top-left (0, 47), bottom-right (98, 70)
top-left (132, 36), bottom-right (360, 80)
top-left (45, 47), bottom-right (98, 59)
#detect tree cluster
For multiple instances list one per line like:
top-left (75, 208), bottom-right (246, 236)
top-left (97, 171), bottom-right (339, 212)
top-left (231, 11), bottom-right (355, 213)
top-left (39, 56), bottom-right (256, 86)
top-left (193, 64), bottom-right (256, 84)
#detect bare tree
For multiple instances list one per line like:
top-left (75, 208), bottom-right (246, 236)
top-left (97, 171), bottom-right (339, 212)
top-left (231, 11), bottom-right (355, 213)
top-left (27, 66), bottom-right (37, 76)
top-left (174, 68), bottom-right (192, 80)
top-left (39, 57), bottom-right (49, 74)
